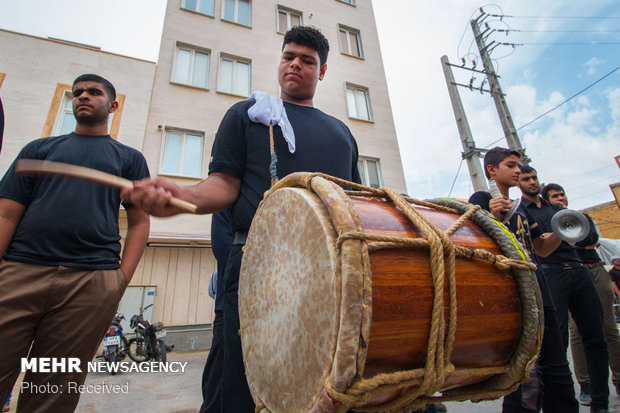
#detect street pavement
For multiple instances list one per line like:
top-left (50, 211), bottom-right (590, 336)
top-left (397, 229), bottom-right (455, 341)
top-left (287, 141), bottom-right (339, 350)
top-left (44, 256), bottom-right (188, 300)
top-left (5, 348), bottom-right (620, 412)
top-left (78, 347), bottom-right (620, 412)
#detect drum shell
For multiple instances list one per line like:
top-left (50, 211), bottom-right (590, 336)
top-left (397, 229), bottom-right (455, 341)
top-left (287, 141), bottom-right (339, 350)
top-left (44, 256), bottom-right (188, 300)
top-left (354, 196), bottom-right (521, 385)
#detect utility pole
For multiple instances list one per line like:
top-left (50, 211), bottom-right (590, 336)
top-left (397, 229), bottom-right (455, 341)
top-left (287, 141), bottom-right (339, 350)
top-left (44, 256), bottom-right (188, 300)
top-left (440, 55), bottom-right (488, 191)
top-left (471, 19), bottom-right (528, 161)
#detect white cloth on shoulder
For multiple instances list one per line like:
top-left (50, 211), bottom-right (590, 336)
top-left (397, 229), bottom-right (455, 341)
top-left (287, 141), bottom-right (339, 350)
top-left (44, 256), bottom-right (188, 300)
top-left (247, 91), bottom-right (295, 153)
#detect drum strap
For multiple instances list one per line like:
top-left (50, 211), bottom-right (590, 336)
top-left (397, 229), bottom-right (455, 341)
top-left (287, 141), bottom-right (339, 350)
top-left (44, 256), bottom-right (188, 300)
top-left (268, 122), bottom-right (278, 187)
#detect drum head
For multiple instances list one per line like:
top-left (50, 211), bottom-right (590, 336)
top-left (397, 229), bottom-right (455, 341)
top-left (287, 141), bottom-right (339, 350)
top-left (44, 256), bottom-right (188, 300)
top-left (239, 187), bottom-right (340, 412)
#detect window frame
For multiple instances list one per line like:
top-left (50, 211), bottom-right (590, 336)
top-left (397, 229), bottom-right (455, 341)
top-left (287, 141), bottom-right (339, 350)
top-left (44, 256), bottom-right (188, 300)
top-left (276, 5), bottom-right (303, 34)
top-left (221, 0), bottom-right (252, 27)
top-left (357, 156), bottom-right (384, 189)
top-left (42, 83), bottom-right (125, 139)
top-left (344, 82), bottom-right (374, 122)
top-left (336, 0), bottom-right (356, 6)
top-left (158, 127), bottom-right (207, 179)
top-left (216, 53), bottom-right (252, 97)
top-left (338, 24), bottom-right (364, 58)
top-left (180, 0), bottom-right (216, 16)
top-left (170, 42), bottom-right (211, 90)
top-left (53, 90), bottom-right (78, 136)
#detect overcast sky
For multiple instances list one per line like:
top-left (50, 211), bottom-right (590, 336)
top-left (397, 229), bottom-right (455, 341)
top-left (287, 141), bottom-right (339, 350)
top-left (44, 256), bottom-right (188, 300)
top-left (0, 0), bottom-right (618, 210)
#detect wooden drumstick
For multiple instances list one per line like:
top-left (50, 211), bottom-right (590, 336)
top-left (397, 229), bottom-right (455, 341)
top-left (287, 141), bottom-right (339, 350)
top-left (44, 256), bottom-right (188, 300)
top-left (15, 159), bottom-right (198, 214)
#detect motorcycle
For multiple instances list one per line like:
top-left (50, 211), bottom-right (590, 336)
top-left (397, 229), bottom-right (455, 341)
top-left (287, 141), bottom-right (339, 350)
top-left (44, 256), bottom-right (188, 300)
top-left (127, 303), bottom-right (173, 363)
top-left (98, 311), bottom-right (128, 375)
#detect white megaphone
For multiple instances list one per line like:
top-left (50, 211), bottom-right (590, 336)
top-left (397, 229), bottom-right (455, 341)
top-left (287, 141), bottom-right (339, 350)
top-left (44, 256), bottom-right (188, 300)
top-left (550, 209), bottom-right (591, 243)
top-left (488, 179), bottom-right (521, 224)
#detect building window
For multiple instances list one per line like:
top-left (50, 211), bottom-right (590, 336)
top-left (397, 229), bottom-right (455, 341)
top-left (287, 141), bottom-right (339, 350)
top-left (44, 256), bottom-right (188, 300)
top-left (55, 91), bottom-right (77, 136)
top-left (160, 129), bottom-right (205, 178)
top-left (277, 6), bottom-right (302, 33)
top-left (181, 0), bottom-right (215, 16)
top-left (358, 157), bottom-right (383, 189)
top-left (336, 0), bottom-right (356, 5)
top-left (217, 55), bottom-right (251, 97)
top-left (172, 44), bottom-right (210, 89)
top-left (42, 83), bottom-right (124, 139)
top-left (222, 0), bottom-right (251, 26)
top-left (345, 83), bottom-right (373, 122)
top-left (339, 25), bottom-right (363, 58)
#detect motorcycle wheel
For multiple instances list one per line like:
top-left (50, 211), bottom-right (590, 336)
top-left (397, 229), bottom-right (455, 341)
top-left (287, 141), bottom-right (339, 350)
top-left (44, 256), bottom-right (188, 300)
top-left (108, 347), bottom-right (118, 375)
top-left (127, 337), bottom-right (149, 362)
top-left (119, 336), bottom-right (129, 360)
top-left (156, 340), bottom-right (167, 363)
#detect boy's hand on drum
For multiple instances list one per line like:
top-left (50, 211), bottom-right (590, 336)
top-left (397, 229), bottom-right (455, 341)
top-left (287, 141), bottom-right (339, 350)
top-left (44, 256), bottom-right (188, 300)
top-left (122, 177), bottom-right (186, 217)
top-left (489, 197), bottom-right (512, 221)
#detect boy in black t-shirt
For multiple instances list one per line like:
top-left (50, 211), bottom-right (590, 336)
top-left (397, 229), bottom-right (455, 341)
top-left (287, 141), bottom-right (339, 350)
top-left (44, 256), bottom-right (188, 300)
top-left (469, 147), bottom-right (577, 413)
top-left (0, 74), bottom-right (150, 413)
top-left (610, 256), bottom-right (620, 298)
top-left (124, 27), bottom-right (362, 412)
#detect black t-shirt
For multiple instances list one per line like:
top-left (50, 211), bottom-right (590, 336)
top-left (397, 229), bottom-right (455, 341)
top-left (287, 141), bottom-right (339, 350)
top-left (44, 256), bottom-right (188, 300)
top-left (212, 209), bottom-right (233, 312)
top-left (0, 133), bottom-right (150, 269)
top-left (575, 214), bottom-right (603, 264)
top-left (469, 191), bottom-right (554, 307)
top-left (208, 99), bottom-right (361, 232)
top-left (520, 197), bottom-right (584, 264)
top-left (609, 267), bottom-right (620, 285)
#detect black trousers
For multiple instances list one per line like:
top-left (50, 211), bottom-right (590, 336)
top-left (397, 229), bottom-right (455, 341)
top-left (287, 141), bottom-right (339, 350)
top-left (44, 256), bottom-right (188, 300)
top-left (221, 245), bottom-right (255, 412)
top-left (502, 305), bottom-right (578, 412)
top-left (542, 264), bottom-right (609, 411)
top-left (200, 310), bottom-right (224, 413)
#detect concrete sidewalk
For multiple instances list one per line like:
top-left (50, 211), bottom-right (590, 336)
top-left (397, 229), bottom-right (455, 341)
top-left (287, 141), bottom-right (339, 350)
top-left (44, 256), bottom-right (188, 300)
top-left (76, 350), bottom-right (205, 413)
top-left (76, 348), bottom-right (618, 413)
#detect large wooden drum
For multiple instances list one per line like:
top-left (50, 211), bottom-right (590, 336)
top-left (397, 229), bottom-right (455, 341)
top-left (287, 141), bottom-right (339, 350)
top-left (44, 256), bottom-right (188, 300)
top-left (239, 173), bottom-right (542, 413)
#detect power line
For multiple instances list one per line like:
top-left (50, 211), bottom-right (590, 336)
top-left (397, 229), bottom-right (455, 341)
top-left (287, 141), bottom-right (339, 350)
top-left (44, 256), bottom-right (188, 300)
top-left (515, 64), bottom-right (620, 132)
top-left (448, 158), bottom-right (465, 197)
top-left (567, 175), bottom-right (619, 191)
top-left (570, 188), bottom-right (615, 202)
top-left (562, 165), bottom-right (618, 183)
top-left (491, 14), bottom-right (620, 20)
top-left (508, 42), bottom-right (620, 46)
top-left (500, 29), bottom-right (620, 33)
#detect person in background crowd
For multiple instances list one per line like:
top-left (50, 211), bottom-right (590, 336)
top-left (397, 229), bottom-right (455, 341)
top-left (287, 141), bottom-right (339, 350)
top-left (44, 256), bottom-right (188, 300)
top-left (469, 148), bottom-right (577, 413)
top-left (542, 184), bottom-right (620, 405)
top-left (519, 169), bottom-right (609, 413)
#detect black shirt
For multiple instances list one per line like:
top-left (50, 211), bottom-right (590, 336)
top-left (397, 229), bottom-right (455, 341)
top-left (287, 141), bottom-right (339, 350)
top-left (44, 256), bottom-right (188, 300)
top-left (469, 191), bottom-right (554, 307)
top-left (610, 267), bottom-right (620, 285)
top-left (520, 196), bottom-right (582, 264)
top-left (212, 209), bottom-right (233, 312)
top-left (0, 133), bottom-right (150, 269)
top-left (575, 214), bottom-right (603, 264)
top-left (208, 99), bottom-right (361, 232)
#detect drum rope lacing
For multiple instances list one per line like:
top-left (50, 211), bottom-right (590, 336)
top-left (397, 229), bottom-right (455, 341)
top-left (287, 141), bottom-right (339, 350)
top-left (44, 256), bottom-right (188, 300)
top-left (256, 172), bottom-right (541, 413)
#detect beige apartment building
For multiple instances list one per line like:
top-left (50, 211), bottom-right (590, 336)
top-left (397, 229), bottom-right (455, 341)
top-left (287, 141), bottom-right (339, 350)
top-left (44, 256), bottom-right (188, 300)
top-left (0, 30), bottom-right (155, 171)
top-left (0, 0), bottom-right (406, 349)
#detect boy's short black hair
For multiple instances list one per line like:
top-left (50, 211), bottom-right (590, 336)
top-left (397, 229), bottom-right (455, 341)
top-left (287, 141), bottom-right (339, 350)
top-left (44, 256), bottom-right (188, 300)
top-left (73, 74), bottom-right (116, 100)
top-left (520, 164), bottom-right (536, 175)
top-left (283, 26), bottom-right (329, 65)
top-left (483, 147), bottom-right (521, 179)
top-left (540, 183), bottom-right (565, 201)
